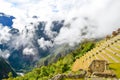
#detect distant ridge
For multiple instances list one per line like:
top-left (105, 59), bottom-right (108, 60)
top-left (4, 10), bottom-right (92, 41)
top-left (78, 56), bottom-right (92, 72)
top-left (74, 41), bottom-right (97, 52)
top-left (0, 57), bottom-right (17, 79)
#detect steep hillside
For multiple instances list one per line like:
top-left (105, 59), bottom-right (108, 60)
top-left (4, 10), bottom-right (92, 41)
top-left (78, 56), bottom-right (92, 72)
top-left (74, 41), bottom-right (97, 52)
top-left (5, 29), bottom-right (120, 80)
top-left (0, 57), bottom-right (17, 79)
top-left (5, 41), bottom-right (95, 80)
top-left (72, 29), bottom-right (120, 78)
top-left (0, 20), bottom-right (65, 72)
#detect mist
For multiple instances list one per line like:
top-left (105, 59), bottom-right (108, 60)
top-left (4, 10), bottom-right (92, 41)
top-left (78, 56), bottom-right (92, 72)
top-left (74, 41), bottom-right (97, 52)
top-left (0, 0), bottom-right (120, 57)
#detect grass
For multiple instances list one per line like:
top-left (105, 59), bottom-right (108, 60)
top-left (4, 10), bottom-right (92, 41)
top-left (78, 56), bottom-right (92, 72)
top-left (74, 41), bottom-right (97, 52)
top-left (72, 34), bottom-right (120, 78)
top-left (64, 78), bottom-right (118, 80)
top-left (109, 63), bottom-right (120, 78)
top-left (72, 35), bottom-right (120, 79)
top-left (108, 46), bottom-right (120, 56)
top-left (64, 78), bottom-right (83, 80)
top-left (113, 43), bottom-right (120, 49)
top-left (105, 49), bottom-right (120, 62)
top-left (99, 52), bottom-right (115, 63)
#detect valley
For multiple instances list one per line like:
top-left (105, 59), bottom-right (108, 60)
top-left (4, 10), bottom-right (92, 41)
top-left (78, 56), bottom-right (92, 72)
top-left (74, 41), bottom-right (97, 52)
top-left (4, 29), bottom-right (120, 80)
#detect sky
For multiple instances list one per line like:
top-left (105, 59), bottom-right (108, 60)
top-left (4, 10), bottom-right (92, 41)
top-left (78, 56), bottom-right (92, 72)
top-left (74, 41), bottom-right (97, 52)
top-left (0, 0), bottom-right (120, 57)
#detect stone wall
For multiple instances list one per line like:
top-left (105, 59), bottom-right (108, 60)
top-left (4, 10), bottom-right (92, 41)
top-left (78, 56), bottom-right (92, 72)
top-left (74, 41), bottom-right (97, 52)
top-left (88, 60), bottom-right (107, 73)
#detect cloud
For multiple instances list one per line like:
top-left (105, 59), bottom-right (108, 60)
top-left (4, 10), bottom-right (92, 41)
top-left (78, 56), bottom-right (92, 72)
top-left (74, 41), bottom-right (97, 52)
top-left (37, 37), bottom-right (53, 50)
top-left (0, 0), bottom-right (120, 56)
top-left (0, 49), bottom-right (10, 59)
top-left (0, 25), bottom-right (11, 44)
top-left (23, 47), bottom-right (37, 55)
top-left (54, 0), bottom-right (120, 45)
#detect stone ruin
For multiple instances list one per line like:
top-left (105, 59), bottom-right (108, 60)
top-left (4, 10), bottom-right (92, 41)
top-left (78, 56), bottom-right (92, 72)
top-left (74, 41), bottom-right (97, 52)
top-left (87, 60), bottom-right (116, 78)
top-left (106, 28), bottom-right (120, 40)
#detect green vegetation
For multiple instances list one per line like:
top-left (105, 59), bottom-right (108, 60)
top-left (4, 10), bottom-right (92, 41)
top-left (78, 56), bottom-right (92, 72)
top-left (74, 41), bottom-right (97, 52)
top-left (4, 32), bottom-right (120, 80)
top-left (74, 41), bottom-right (95, 58)
top-left (6, 72), bottom-right (14, 80)
top-left (5, 34), bottom-right (120, 80)
top-left (109, 63), bottom-right (120, 78)
top-left (64, 78), bottom-right (84, 80)
top-left (6, 41), bottom-right (95, 80)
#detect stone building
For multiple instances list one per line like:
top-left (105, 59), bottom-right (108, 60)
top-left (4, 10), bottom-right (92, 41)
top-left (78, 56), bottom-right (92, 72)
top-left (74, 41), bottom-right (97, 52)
top-left (88, 60), bottom-right (116, 78)
top-left (88, 60), bottom-right (108, 73)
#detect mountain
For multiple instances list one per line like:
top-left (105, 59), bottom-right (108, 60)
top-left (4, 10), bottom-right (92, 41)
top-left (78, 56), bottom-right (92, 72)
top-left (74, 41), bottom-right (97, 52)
top-left (1, 12), bottom-right (119, 80)
top-left (6, 28), bottom-right (120, 80)
top-left (7, 20), bottom-right (66, 72)
top-left (73, 34), bottom-right (120, 70)
top-left (0, 57), bottom-right (17, 79)
top-left (5, 41), bottom-right (95, 80)
top-left (0, 14), bottom-right (66, 72)
top-left (72, 29), bottom-right (120, 78)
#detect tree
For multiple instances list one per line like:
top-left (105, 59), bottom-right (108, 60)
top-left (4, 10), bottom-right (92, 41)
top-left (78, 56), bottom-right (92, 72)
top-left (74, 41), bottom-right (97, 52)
top-left (7, 72), bottom-right (13, 80)
top-left (8, 72), bottom-right (13, 78)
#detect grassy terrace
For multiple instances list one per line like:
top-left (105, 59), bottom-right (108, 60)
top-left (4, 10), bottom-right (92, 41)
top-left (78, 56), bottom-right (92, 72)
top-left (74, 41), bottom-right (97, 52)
top-left (105, 48), bottom-right (120, 62)
top-left (109, 63), bottom-right (120, 78)
top-left (72, 34), bottom-right (120, 74)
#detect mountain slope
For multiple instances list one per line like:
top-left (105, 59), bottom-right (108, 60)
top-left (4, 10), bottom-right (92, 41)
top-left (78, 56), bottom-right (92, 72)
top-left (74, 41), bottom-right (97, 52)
top-left (0, 20), bottom-right (65, 72)
top-left (5, 41), bottom-right (95, 80)
top-left (5, 29), bottom-right (120, 80)
top-left (0, 57), bottom-right (17, 79)
top-left (72, 29), bottom-right (120, 78)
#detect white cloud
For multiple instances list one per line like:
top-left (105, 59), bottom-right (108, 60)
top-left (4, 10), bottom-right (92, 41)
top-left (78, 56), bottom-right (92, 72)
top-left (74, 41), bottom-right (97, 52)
top-left (38, 38), bottom-right (53, 50)
top-left (0, 0), bottom-right (120, 55)
top-left (54, 0), bottom-right (120, 45)
top-left (23, 47), bottom-right (37, 55)
top-left (0, 25), bottom-right (11, 44)
top-left (0, 49), bottom-right (10, 59)
top-left (8, 23), bottom-right (37, 49)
